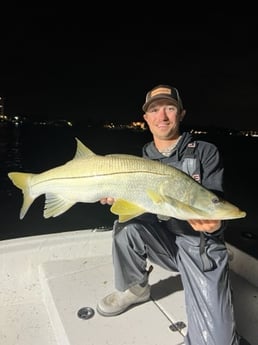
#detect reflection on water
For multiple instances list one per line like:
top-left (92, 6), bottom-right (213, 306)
top-left (0, 124), bottom-right (23, 193)
top-left (1, 123), bottom-right (257, 258)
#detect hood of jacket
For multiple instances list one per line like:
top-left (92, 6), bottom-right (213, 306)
top-left (142, 131), bottom-right (194, 161)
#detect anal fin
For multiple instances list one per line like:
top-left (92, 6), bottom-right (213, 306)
top-left (44, 193), bottom-right (76, 218)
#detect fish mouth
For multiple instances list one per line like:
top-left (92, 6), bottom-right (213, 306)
top-left (228, 210), bottom-right (246, 219)
top-left (210, 209), bottom-right (247, 220)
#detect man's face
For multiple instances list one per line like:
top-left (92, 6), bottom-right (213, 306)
top-left (143, 100), bottom-right (185, 140)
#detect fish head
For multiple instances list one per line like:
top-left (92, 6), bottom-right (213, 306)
top-left (178, 185), bottom-right (247, 220)
top-left (159, 193), bottom-right (246, 220)
top-left (205, 196), bottom-right (246, 220)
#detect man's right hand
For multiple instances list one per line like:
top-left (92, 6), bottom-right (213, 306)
top-left (100, 197), bottom-right (115, 205)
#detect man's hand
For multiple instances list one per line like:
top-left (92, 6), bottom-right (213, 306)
top-left (187, 219), bottom-right (221, 233)
top-left (100, 197), bottom-right (115, 205)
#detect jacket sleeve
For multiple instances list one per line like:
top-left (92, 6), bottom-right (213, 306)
top-left (198, 142), bottom-right (228, 236)
top-left (198, 142), bottom-right (225, 196)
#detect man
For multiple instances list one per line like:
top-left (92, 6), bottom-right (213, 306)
top-left (97, 85), bottom-right (240, 345)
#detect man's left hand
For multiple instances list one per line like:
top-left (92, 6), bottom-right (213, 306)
top-left (187, 219), bottom-right (221, 233)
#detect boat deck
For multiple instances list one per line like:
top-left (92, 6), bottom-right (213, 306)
top-left (1, 229), bottom-right (257, 345)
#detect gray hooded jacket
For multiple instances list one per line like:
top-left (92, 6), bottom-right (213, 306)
top-left (141, 131), bottom-right (227, 241)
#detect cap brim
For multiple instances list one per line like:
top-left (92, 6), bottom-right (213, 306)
top-left (142, 96), bottom-right (178, 112)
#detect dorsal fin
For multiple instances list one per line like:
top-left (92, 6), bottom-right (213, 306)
top-left (73, 137), bottom-right (96, 159)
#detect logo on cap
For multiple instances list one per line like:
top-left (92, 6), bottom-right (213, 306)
top-left (150, 87), bottom-right (172, 98)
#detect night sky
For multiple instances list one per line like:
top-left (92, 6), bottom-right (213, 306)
top-left (1, 7), bottom-right (257, 130)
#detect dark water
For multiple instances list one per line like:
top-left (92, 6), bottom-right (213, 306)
top-left (1, 123), bottom-right (257, 258)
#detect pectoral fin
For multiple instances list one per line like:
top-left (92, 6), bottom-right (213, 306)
top-left (44, 193), bottom-right (76, 218)
top-left (110, 199), bottom-right (146, 222)
top-left (147, 189), bottom-right (166, 203)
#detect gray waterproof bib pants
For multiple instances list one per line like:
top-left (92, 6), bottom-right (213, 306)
top-left (112, 218), bottom-right (240, 345)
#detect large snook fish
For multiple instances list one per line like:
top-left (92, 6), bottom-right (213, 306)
top-left (8, 138), bottom-right (246, 222)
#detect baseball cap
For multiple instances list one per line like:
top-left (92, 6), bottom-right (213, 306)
top-left (142, 85), bottom-right (183, 112)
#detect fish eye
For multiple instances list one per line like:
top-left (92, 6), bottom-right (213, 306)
top-left (212, 197), bottom-right (221, 204)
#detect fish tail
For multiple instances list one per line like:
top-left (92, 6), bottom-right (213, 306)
top-left (8, 172), bottom-right (35, 219)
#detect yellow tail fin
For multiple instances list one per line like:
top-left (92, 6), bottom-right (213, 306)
top-left (8, 172), bottom-right (35, 219)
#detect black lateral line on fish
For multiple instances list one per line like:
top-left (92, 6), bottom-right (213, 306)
top-left (31, 170), bottom-right (174, 186)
